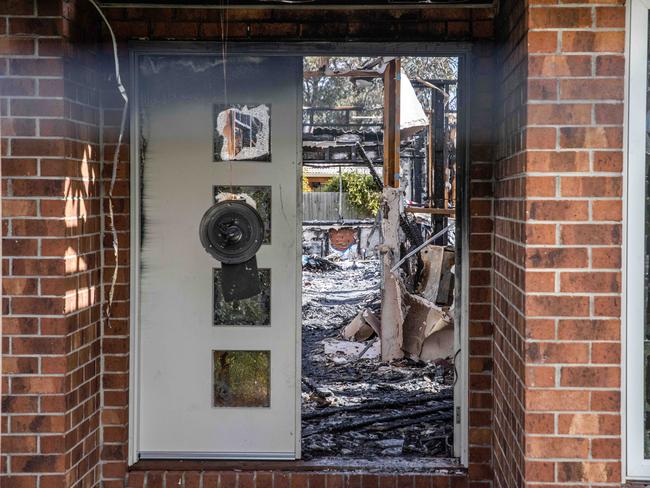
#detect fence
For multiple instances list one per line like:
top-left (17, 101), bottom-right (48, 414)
top-left (302, 192), bottom-right (372, 222)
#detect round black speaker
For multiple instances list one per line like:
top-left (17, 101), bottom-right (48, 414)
top-left (199, 200), bottom-right (264, 264)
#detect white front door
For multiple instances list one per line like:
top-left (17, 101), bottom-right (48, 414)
top-left (133, 53), bottom-right (301, 459)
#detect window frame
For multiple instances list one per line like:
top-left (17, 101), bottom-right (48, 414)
top-left (626, 0), bottom-right (650, 479)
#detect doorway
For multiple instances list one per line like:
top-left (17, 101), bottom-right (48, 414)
top-left (301, 56), bottom-right (463, 464)
top-left (128, 44), bottom-right (469, 466)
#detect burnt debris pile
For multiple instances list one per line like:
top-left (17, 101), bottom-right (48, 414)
top-left (301, 259), bottom-right (454, 460)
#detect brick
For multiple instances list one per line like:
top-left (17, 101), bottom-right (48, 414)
top-left (529, 8), bottom-right (592, 28)
top-left (525, 460), bottom-right (554, 482)
top-left (526, 390), bottom-right (590, 411)
top-left (2, 356), bottom-right (38, 374)
top-left (526, 127), bottom-right (556, 149)
top-left (527, 436), bottom-right (589, 458)
top-left (11, 139), bottom-right (65, 157)
top-left (526, 247), bottom-right (588, 268)
top-left (0, 0), bottom-right (35, 14)
top-left (526, 224), bottom-right (556, 244)
top-left (595, 103), bottom-right (624, 124)
top-left (1, 117), bottom-right (36, 137)
top-left (528, 103), bottom-right (591, 125)
top-left (10, 454), bottom-right (65, 473)
top-left (526, 151), bottom-right (589, 173)
top-left (525, 413), bottom-right (554, 434)
top-left (526, 342), bottom-right (589, 364)
top-left (151, 22), bottom-right (200, 38)
top-left (11, 415), bottom-right (65, 434)
top-left (9, 18), bottom-right (62, 36)
top-left (526, 319), bottom-right (555, 340)
top-left (561, 366), bottom-right (620, 388)
top-left (11, 99), bottom-right (64, 117)
top-left (595, 7), bottom-right (625, 28)
top-left (528, 31), bottom-right (558, 53)
top-left (0, 37), bottom-right (35, 55)
top-left (560, 271), bottom-right (620, 293)
top-left (1, 435), bottom-right (38, 453)
top-left (10, 58), bottom-right (64, 77)
top-left (12, 377), bottom-right (64, 395)
top-left (594, 296), bottom-right (620, 317)
top-left (559, 127), bottom-right (623, 149)
top-left (2, 158), bottom-right (37, 176)
top-left (528, 55), bottom-right (591, 77)
top-left (558, 413), bottom-right (620, 435)
top-left (527, 200), bottom-right (588, 221)
top-left (558, 319), bottom-right (620, 341)
top-left (592, 246), bottom-right (621, 268)
top-left (596, 55), bottom-right (625, 77)
top-left (594, 151), bottom-right (622, 172)
top-left (526, 271), bottom-right (555, 292)
top-left (0, 78), bottom-right (36, 97)
top-left (0, 477), bottom-right (37, 488)
top-left (2, 200), bottom-right (38, 217)
top-left (526, 295), bottom-right (589, 317)
top-left (3, 277), bottom-right (38, 295)
top-left (592, 342), bottom-right (620, 364)
top-left (592, 438), bottom-right (621, 459)
top-left (526, 366), bottom-right (555, 387)
top-left (557, 461), bottom-right (620, 483)
top-left (560, 79), bottom-right (624, 101)
top-left (12, 337), bottom-right (66, 355)
top-left (561, 31), bottom-right (625, 53)
top-left (526, 176), bottom-right (556, 197)
top-left (561, 224), bottom-right (621, 245)
top-left (528, 79), bottom-right (558, 101)
top-left (560, 176), bottom-right (623, 197)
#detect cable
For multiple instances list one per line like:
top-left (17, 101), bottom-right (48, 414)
top-left (88, 0), bottom-right (128, 325)
top-left (390, 223), bottom-right (453, 273)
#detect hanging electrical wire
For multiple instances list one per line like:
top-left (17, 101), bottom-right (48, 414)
top-left (88, 0), bottom-right (128, 325)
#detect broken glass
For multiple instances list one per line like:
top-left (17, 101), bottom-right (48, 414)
top-left (214, 104), bottom-right (271, 162)
top-left (214, 185), bottom-right (271, 244)
top-left (214, 268), bottom-right (271, 326)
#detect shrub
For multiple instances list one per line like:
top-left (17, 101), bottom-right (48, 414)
top-left (323, 171), bottom-right (381, 216)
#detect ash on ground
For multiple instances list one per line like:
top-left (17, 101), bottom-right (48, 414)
top-left (301, 258), bottom-right (455, 460)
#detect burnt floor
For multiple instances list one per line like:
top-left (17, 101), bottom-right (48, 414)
top-left (301, 259), bottom-right (454, 461)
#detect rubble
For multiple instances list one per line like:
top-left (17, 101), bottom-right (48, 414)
top-left (302, 254), bottom-right (341, 271)
top-left (302, 259), bottom-right (454, 460)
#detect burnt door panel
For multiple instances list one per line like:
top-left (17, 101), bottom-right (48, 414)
top-left (135, 54), bottom-right (301, 459)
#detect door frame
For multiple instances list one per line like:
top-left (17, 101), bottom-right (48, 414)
top-left (625, 0), bottom-right (649, 480)
top-left (128, 41), bottom-right (472, 466)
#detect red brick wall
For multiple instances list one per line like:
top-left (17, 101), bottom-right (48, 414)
top-left (492, 2), bottom-right (626, 487)
top-left (99, 6), bottom-right (498, 488)
top-left (2, 3), bottom-right (501, 488)
top-left (492, 0), bottom-right (528, 486)
top-left (1, 1), bottom-right (104, 487)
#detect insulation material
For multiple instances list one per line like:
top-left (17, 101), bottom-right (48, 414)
top-left (400, 70), bottom-right (429, 138)
top-left (342, 309), bottom-right (381, 341)
top-left (402, 293), bottom-right (452, 359)
top-left (415, 245), bottom-right (445, 303)
top-left (420, 328), bottom-right (454, 363)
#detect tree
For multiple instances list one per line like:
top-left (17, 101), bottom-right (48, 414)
top-left (303, 56), bottom-right (458, 129)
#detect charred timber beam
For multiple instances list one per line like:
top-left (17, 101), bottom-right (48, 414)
top-left (302, 391), bottom-right (453, 420)
top-left (302, 400), bottom-right (454, 436)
